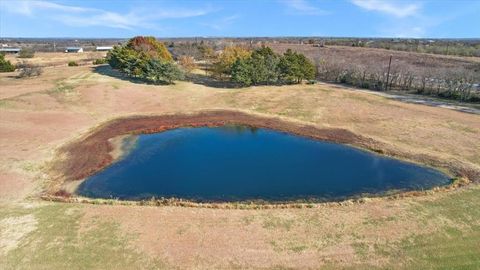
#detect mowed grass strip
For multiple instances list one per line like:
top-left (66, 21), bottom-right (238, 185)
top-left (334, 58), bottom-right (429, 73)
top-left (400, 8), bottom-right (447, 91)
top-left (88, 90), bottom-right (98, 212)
top-left (399, 187), bottom-right (480, 269)
top-left (0, 203), bottom-right (168, 270)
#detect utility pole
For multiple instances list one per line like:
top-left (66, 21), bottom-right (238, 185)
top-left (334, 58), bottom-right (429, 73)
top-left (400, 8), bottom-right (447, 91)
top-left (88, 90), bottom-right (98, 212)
top-left (385, 55), bottom-right (392, 91)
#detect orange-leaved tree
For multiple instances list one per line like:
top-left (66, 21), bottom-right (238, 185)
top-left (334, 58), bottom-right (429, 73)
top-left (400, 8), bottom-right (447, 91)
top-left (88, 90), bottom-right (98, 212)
top-left (126, 36), bottom-right (173, 62)
top-left (212, 45), bottom-right (251, 78)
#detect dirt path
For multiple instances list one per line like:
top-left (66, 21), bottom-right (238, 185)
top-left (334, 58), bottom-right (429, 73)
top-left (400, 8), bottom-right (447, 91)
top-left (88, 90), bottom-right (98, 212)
top-left (318, 82), bottom-right (480, 115)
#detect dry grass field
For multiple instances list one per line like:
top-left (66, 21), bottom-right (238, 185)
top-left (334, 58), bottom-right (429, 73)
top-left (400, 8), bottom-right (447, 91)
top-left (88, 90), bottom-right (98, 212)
top-left (0, 53), bottom-right (479, 269)
top-left (5, 52), bottom-right (107, 67)
top-left (267, 43), bottom-right (480, 70)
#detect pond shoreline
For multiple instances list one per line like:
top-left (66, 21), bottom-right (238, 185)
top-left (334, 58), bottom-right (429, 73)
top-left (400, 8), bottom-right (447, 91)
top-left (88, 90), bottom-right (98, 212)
top-left (48, 110), bottom-right (480, 203)
top-left (42, 177), bottom-right (472, 209)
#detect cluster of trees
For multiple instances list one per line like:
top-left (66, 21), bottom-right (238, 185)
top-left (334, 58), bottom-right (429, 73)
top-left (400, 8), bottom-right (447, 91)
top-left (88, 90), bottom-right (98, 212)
top-left (169, 41), bottom-right (216, 61)
top-left (366, 41), bottom-right (480, 57)
top-left (108, 36), bottom-right (183, 84)
top-left (212, 46), bottom-right (315, 86)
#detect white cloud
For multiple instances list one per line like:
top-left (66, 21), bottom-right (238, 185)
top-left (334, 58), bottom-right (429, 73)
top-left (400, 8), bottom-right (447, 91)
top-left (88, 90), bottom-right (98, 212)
top-left (351, 0), bottom-right (420, 18)
top-left (283, 0), bottom-right (328, 15)
top-left (1, 0), bottom-right (213, 30)
top-left (2, 0), bottom-right (95, 16)
top-left (201, 15), bottom-right (240, 31)
top-left (56, 12), bottom-right (141, 30)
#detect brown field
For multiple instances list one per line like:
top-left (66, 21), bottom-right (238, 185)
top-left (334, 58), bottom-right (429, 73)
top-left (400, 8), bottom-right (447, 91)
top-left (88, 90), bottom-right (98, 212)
top-left (1, 54), bottom-right (480, 269)
top-left (5, 51), bottom-right (107, 67)
top-left (267, 43), bottom-right (480, 71)
top-left (269, 44), bottom-right (480, 91)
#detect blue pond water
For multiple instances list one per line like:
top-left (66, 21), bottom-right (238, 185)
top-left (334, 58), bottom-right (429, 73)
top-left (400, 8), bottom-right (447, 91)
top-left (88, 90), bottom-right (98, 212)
top-left (77, 126), bottom-right (451, 202)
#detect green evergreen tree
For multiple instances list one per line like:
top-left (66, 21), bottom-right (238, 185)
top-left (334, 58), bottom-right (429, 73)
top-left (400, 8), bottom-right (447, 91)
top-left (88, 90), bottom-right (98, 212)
top-left (0, 53), bottom-right (15, 72)
top-left (231, 58), bottom-right (254, 86)
top-left (249, 46), bottom-right (280, 85)
top-left (231, 46), bottom-right (280, 86)
top-left (142, 59), bottom-right (184, 84)
top-left (278, 49), bottom-right (315, 83)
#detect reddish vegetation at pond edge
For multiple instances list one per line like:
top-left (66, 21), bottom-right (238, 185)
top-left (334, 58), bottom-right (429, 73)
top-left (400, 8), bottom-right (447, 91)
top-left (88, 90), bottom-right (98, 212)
top-left (50, 110), bottom-right (480, 192)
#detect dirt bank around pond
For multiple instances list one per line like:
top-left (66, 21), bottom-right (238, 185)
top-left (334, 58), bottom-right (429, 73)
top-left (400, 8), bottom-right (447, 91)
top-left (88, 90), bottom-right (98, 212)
top-left (48, 110), bottom-right (480, 198)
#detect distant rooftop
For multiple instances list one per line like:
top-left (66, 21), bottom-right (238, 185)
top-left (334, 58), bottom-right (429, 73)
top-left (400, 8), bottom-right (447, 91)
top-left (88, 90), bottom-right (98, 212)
top-left (96, 46), bottom-right (113, 51)
top-left (0, 48), bottom-right (21, 52)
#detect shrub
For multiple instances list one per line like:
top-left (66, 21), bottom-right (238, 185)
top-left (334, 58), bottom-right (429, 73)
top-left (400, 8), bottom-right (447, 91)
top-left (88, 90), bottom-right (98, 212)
top-left (469, 95), bottom-right (480, 102)
top-left (178, 56), bottom-right (197, 72)
top-left (68, 61), bottom-right (78, 67)
top-left (17, 61), bottom-right (43, 78)
top-left (107, 36), bottom-right (183, 84)
top-left (360, 82), bottom-right (370, 89)
top-left (142, 59), bottom-right (184, 84)
top-left (93, 58), bottom-right (107, 65)
top-left (0, 53), bottom-right (15, 72)
top-left (18, 48), bottom-right (35, 58)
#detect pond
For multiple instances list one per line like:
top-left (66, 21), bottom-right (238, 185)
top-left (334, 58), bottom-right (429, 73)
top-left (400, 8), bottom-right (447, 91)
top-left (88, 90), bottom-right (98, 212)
top-left (77, 126), bottom-right (451, 202)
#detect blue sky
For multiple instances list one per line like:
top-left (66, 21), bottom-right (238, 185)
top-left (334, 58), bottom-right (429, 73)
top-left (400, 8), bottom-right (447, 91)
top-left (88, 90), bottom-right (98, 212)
top-left (1, 0), bottom-right (479, 38)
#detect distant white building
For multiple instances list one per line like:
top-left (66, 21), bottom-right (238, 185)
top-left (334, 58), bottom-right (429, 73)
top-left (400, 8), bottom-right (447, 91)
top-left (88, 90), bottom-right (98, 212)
top-left (65, 47), bottom-right (83, 53)
top-left (96, 46), bottom-right (113, 51)
top-left (0, 48), bottom-right (21, 54)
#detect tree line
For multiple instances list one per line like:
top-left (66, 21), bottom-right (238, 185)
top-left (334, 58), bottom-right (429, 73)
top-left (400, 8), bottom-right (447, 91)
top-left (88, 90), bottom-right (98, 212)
top-left (107, 37), bottom-right (315, 87)
top-left (364, 41), bottom-right (480, 58)
top-left (315, 55), bottom-right (479, 102)
top-left (211, 46), bottom-right (315, 86)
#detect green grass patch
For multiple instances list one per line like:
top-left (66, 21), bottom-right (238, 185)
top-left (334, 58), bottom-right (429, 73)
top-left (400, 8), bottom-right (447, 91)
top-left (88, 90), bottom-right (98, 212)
top-left (396, 187), bottom-right (480, 269)
top-left (352, 242), bottom-right (369, 258)
top-left (262, 214), bottom-right (295, 231)
top-left (0, 100), bottom-right (13, 109)
top-left (399, 226), bottom-right (480, 269)
top-left (48, 83), bottom-right (75, 94)
top-left (1, 203), bottom-right (168, 270)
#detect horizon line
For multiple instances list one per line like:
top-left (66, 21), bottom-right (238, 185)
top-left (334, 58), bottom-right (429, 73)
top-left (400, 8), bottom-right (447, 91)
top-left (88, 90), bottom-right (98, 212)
top-left (1, 36), bottom-right (480, 40)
